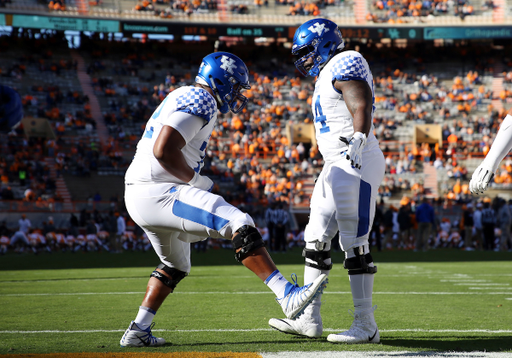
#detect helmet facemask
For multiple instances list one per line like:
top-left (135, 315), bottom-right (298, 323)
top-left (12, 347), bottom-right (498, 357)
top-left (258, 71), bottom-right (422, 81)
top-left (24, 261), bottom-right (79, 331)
top-left (293, 39), bottom-right (339, 77)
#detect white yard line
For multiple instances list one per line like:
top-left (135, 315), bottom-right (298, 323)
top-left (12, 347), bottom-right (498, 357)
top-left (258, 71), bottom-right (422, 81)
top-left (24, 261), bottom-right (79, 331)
top-left (2, 328), bottom-right (512, 334)
top-left (3, 290), bottom-right (512, 296)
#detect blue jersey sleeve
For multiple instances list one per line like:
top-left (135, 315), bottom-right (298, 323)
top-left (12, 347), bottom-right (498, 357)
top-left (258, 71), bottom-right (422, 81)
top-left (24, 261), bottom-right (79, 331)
top-left (331, 53), bottom-right (369, 82)
top-left (175, 87), bottom-right (217, 123)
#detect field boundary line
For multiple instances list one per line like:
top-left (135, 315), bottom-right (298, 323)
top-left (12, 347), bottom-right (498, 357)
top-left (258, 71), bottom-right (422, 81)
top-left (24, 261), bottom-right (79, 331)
top-left (2, 328), bottom-right (512, 334)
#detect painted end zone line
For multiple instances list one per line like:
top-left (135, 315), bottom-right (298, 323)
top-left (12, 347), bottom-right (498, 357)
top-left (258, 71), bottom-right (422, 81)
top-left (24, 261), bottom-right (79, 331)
top-left (2, 328), bottom-right (512, 334)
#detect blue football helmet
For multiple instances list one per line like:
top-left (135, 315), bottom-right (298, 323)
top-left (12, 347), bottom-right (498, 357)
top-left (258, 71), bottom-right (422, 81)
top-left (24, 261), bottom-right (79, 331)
top-left (195, 52), bottom-right (251, 114)
top-left (292, 18), bottom-right (345, 77)
top-left (0, 85), bottom-right (23, 133)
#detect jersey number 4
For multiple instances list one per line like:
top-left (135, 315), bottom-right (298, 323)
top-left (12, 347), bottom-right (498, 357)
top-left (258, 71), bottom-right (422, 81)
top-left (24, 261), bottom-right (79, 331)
top-left (314, 96), bottom-right (330, 134)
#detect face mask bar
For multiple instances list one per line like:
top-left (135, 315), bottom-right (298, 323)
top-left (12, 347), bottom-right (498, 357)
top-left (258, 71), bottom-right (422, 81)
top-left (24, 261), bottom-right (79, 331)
top-left (292, 42), bottom-right (318, 77)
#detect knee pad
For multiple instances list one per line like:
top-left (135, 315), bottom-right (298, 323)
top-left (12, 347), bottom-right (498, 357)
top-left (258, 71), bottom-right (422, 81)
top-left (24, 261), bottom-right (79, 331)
top-left (150, 263), bottom-right (188, 290)
top-left (303, 241), bottom-right (333, 271)
top-left (232, 225), bottom-right (265, 262)
top-left (343, 245), bottom-right (377, 275)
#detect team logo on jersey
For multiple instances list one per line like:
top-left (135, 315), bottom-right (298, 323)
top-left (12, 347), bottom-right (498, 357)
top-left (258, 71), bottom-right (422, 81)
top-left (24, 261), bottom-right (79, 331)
top-left (220, 56), bottom-right (237, 74)
top-left (308, 22), bottom-right (329, 36)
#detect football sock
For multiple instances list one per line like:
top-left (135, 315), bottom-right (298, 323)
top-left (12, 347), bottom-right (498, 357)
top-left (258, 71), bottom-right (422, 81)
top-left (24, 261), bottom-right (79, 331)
top-left (264, 270), bottom-right (290, 298)
top-left (349, 271), bottom-right (374, 313)
top-left (134, 306), bottom-right (156, 330)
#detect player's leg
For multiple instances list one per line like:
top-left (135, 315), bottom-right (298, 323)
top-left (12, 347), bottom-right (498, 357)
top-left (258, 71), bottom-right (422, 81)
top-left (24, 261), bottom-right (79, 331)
top-left (327, 147), bottom-right (385, 344)
top-left (120, 224), bottom-right (190, 347)
top-left (269, 167), bottom-right (338, 337)
top-left (125, 184), bottom-right (327, 326)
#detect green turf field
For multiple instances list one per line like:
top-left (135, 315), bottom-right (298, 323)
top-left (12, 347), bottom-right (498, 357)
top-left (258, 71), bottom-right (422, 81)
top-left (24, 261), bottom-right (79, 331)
top-left (1, 248), bottom-right (511, 355)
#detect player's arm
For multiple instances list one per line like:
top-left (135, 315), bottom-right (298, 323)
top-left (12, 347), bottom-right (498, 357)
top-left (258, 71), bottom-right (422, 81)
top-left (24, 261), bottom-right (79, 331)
top-left (470, 108), bottom-right (512, 195)
top-left (154, 112), bottom-right (213, 191)
top-left (154, 125), bottom-right (193, 182)
top-left (334, 79), bottom-right (373, 136)
top-left (334, 79), bottom-right (373, 169)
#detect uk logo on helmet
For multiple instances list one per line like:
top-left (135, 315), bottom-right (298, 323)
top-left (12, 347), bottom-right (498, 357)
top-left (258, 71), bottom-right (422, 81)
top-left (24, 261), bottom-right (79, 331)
top-left (308, 22), bottom-right (329, 35)
top-left (220, 56), bottom-right (237, 74)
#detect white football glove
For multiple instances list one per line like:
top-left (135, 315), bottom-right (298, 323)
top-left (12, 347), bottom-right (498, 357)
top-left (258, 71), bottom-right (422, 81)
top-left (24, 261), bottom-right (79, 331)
top-left (342, 132), bottom-right (367, 169)
top-left (469, 163), bottom-right (495, 195)
top-left (188, 171), bottom-right (214, 192)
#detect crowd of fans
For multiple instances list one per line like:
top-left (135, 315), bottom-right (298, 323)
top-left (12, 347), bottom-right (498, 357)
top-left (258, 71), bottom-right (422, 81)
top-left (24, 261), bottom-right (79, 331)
top-left (366, 0), bottom-right (493, 23)
top-left (374, 195), bottom-right (512, 252)
top-left (1, 31), bottom-right (512, 254)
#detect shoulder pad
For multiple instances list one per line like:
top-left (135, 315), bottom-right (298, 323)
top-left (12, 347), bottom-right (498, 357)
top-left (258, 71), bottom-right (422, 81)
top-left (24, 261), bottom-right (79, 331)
top-left (176, 87), bottom-right (217, 123)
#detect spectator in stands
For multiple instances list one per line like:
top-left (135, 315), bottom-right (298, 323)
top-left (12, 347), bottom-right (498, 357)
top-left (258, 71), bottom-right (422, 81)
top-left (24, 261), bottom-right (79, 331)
top-left (414, 196), bottom-right (436, 251)
top-left (397, 202), bottom-right (413, 250)
top-left (272, 203), bottom-right (289, 252)
top-left (496, 197), bottom-right (511, 251)
top-left (480, 201), bottom-right (496, 250)
top-left (462, 203), bottom-right (475, 250)
top-left (265, 202), bottom-right (277, 251)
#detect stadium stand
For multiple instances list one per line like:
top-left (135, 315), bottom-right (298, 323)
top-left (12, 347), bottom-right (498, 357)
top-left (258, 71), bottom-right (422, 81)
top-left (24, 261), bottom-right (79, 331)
top-left (1, 0), bottom-right (512, 253)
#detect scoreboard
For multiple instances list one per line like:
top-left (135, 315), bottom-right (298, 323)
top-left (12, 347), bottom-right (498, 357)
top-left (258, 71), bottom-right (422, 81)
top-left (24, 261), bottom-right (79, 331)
top-left (2, 14), bottom-right (512, 40)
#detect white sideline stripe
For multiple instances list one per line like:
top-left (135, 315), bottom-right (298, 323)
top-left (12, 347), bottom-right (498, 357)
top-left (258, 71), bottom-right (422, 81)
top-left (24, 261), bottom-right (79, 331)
top-left (2, 328), bottom-right (512, 334)
top-left (454, 283), bottom-right (510, 286)
top-left (261, 352), bottom-right (512, 358)
top-left (3, 290), bottom-right (512, 297)
top-left (441, 279), bottom-right (489, 282)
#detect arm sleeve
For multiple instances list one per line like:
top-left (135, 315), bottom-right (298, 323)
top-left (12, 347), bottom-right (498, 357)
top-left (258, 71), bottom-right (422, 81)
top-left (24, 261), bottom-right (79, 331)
top-left (482, 114), bottom-right (512, 172)
top-left (162, 110), bottom-right (205, 144)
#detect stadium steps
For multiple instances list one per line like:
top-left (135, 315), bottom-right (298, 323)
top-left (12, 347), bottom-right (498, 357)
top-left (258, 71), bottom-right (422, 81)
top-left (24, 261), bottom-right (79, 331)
top-left (492, 61), bottom-right (505, 111)
top-left (70, 50), bottom-right (110, 147)
top-left (493, 0), bottom-right (506, 22)
top-left (72, 0), bottom-right (90, 14)
top-left (44, 157), bottom-right (74, 211)
top-left (353, 0), bottom-right (367, 23)
top-left (423, 163), bottom-right (439, 199)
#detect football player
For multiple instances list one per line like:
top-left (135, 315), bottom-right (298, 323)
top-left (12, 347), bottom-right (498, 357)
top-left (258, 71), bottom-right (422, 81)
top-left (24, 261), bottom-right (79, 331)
top-left (120, 52), bottom-right (328, 347)
top-left (268, 19), bottom-right (385, 344)
top-left (470, 107), bottom-right (512, 194)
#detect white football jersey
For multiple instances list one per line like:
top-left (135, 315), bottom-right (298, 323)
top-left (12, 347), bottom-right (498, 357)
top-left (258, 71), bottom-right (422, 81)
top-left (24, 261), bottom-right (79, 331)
top-left (313, 50), bottom-right (379, 161)
top-left (125, 86), bottom-right (218, 184)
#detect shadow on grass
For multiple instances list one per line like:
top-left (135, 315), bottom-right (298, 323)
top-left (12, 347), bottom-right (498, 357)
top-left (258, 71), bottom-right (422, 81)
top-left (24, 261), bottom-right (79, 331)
top-left (382, 335), bottom-right (512, 352)
top-left (166, 336), bottom-right (512, 353)
top-left (0, 248), bottom-right (511, 271)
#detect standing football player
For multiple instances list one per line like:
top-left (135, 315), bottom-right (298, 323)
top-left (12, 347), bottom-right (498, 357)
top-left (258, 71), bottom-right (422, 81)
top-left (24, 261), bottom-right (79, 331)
top-left (120, 52), bottom-right (327, 347)
top-left (469, 107), bottom-right (512, 195)
top-left (268, 19), bottom-right (385, 344)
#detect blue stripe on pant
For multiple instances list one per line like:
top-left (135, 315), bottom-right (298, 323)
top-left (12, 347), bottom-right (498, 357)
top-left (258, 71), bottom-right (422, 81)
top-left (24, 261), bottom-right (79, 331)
top-left (357, 179), bottom-right (371, 238)
top-left (172, 200), bottom-right (229, 231)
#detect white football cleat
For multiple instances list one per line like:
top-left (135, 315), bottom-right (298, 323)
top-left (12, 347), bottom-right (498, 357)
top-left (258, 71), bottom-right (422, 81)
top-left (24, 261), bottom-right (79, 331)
top-left (327, 306), bottom-right (380, 344)
top-left (277, 273), bottom-right (328, 319)
top-left (269, 304), bottom-right (323, 338)
top-left (120, 321), bottom-right (166, 347)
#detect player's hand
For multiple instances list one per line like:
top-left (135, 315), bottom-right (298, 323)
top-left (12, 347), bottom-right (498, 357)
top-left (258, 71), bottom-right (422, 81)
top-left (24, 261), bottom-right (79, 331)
top-left (343, 132), bottom-right (366, 169)
top-left (469, 163), bottom-right (495, 195)
top-left (189, 172), bottom-right (214, 192)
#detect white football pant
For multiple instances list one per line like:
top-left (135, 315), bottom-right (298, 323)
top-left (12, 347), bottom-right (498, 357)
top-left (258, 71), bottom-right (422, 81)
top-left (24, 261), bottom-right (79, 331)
top-left (125, 182), bottom-right (254, 273)
top-left (305, 145), bottom-right (385, 251)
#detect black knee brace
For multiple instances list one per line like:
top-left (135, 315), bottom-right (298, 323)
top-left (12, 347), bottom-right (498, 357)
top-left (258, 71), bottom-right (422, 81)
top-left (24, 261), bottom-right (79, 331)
top-left (150, 263), bottom-right (188, 290)
top-left (343, 247), bottom-right (377, 275)
top-left (232, 225), bottom-right (265, 262)
top-left (303, 243), bottom-right (333, 271)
